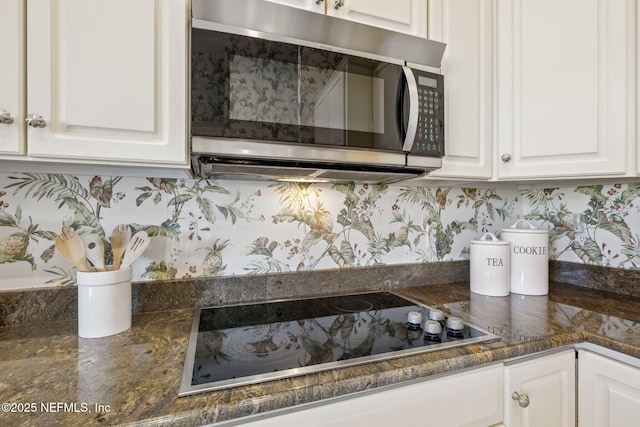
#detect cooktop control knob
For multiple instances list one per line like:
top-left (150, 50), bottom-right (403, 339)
top-left (428, 308), bottom-right (445, 322)
top-left (446, 316), bottom-right (465, 340)
top-left (407, 311), bottom-right (423, 330)
top-left (423, 320), bottom-right (442, 344)
top-left (446, 316), bottom-right (464, 331)
top-left (424, 319), bottom-right (442, 335)
top-left (428, 308), bottom-right (446, 330)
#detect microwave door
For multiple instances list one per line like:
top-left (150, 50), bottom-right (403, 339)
top-left (396, 66), bottom-right (419, 153)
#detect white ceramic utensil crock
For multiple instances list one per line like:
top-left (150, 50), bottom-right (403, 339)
top-left (500, 220), bottom-right (549, 295)
top-left (76, 267), bottom-right (132, 338)
top-left (470, 232), bottom-right (510, 296)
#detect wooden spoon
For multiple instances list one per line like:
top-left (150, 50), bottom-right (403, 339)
top-left (110, 224), bottom-right (131, 270)
top-left (81, 233), bottom-right (106, 272)
top-left (55, 229), bottom-right (91, 272)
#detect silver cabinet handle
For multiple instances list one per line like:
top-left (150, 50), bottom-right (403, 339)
top-left (26, 113), bottom-right (47, 128)
top-left (0, 109), bottom-right (14, 125)
top-left (511, 391), bottom-right (530, 408)
top-left (501, 153), bottom-right (512, 163)
top-left (315, 0), bottom-right (324, 4)
top-left (333, 0), bottom-right (344, 9)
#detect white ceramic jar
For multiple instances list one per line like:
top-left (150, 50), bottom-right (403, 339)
top-left (76, 267), bottom-right (132, 338)
top-left (500, 220), bottom-right (549, 295)
top-left (470, 232), bottom-right (510, 296)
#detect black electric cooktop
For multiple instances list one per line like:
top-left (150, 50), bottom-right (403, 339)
top-left (179, 291), bottom-right (498, 396)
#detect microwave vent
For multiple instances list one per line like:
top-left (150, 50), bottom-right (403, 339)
top-left (193, 156), bottom-right (426, 184)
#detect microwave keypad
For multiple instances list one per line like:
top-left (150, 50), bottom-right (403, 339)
top-left (416, 85), bottom-right (443, 156)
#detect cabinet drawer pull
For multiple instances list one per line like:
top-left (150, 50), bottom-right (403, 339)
top-left (0, 109), bottom-right (14, 125)
top-left (26, 113), bottom-right (47, 128)
top-left (511, 391), bottom-right (530, 408)
top-left (333, 0), bottom-right (344, 9)
top-left (501, 153), bottom-right (512, 163)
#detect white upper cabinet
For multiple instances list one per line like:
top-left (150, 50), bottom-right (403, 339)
top-left (327, 0), bottom-right (427, 38)
top-left (637, 2), bottom-right (640, 176)
top-left (495, 0), bottom-right (635, 180)
top-left (0, 0), bottom-right (26, 155)
top-left (2, 0), bottom-right (188, 168)
top-left (264, 0), bottom-right (325, 14)
top-left (269, 0), bottom-right (427, 37)
top-left (426, 0), bottom-right (493, 180)
top-left (417, 0), bottom-right (638, 184)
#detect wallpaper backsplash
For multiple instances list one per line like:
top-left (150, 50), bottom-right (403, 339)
top-left (1, 172), bottom-right (639, 291)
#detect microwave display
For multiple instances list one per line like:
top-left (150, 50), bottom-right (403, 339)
top-left (192, 28), bottom-right (444, 157)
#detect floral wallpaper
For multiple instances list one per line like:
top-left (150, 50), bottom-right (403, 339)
top-left (1, 171), bottom-right (639, 292)
top-left (522, 185), bottom-right (640, 268)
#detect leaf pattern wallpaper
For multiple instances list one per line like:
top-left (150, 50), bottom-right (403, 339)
top-left (0, 171), bottom-right (639, 291)
top-left (522, 184), bottom-right (640, 267)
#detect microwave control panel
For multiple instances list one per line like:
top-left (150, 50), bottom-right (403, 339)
top-left (413, 71), bottom-right (444, 157)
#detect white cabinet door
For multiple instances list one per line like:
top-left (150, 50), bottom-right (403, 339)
top-left (578, 350), bottom-right (640, 427)
top-left (426, 0), bottom-right (493, 180)
top-left (264, 0), bottom-right (325, 14)
top-left (504, 349), bottom-right (576, 427)
top-left (239, 364), bottom-right (504, 427)
top-left (0, 0), bottom-right (26, 155)
top-left (25, 0), bottom-right (187, 167)
top-left (495, 0), bottom-right (635, 180)
top-left (327, 0), bottom-right (427, 38)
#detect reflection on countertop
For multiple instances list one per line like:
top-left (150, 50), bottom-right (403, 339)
top-left (2, 280), bottom-right (640, 426)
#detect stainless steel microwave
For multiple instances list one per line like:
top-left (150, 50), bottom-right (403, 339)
top-left (190, 0), bottom-right (447, 183)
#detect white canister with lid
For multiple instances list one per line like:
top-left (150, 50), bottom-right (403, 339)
top-left (470, 232), bottom-right (510, 297)
top-left (500, 219), bottom-right (549, 296)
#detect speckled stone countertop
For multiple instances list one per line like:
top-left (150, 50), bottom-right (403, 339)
top-left (2, 280), bottom-right (640, 427)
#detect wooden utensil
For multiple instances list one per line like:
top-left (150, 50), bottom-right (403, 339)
top-left (55, 229), bottom-right (91, 272)
top-left (81, 233), bottom-right (106, 272)
top-left (110, 224), bottom-right (131, 270)
top-left (120, 231), bottom-right (150, 269)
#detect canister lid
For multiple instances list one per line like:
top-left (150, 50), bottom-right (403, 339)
top-left (501, 219), bottom-right (549, 235)
top-left (471, 232), bottom-right (510, 246)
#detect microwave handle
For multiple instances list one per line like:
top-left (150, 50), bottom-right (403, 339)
top-left (396, 66), bottom-right (419, 152)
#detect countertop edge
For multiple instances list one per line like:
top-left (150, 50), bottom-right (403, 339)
top-left (134, 332), bottom-right (588, 426)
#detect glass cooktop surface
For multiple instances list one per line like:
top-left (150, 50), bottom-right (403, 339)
top-left (179, 291), bottom-right (498, 396)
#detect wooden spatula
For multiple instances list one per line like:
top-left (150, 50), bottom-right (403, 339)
top-left (120, 231), bottom-right (150, 269)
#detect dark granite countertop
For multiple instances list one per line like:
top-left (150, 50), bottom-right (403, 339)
top-left (1, 280), bottom-right (640, 426)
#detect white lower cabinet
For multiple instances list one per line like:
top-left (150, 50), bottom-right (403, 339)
top-left (229, 348), bottom-right (640, 426)
top-left (238, 364), bottom-right (504, 427)
top-left (578, 350), bottom-right (640, 427)
top-left (503, 349), bottom-right (576, 427)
